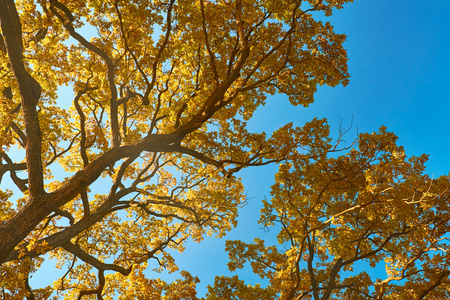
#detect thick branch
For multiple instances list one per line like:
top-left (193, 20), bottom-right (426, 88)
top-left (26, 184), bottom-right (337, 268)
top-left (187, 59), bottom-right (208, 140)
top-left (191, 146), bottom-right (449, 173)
top-left (417, 270), bottom-right (450, 300)
top-left (321, 258), bottom-right (344, 300)
top-left (307, 234), bottom-right (320, 300)
top-left (0, 0), bottom-right (44, 196)
top-left (3, 186), bottom-right (136, 263)
top-left (0, 133), bottom-right (174, 264)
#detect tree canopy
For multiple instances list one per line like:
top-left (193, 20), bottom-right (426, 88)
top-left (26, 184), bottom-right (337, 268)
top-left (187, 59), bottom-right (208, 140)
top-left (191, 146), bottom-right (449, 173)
top-left (0, 0), bottom-right (449, 299)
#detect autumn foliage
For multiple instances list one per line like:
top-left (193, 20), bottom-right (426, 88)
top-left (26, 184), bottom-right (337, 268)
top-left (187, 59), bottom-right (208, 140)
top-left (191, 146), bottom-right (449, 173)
top-left (0, 0), bottom-right (449, 299)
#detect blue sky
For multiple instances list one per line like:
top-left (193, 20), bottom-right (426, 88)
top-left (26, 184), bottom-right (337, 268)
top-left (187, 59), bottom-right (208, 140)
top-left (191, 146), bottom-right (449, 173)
top-left (311, 0), bottom-right (450, 176)
top-left (30, 0), bottom-right (450, 297)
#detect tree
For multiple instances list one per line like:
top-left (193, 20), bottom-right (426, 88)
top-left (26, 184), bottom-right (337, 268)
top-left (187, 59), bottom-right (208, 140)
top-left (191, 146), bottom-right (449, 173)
top-left (0, 0), bottom-right (448, 299)
top-left (221, 128), bottom-right (450, 299)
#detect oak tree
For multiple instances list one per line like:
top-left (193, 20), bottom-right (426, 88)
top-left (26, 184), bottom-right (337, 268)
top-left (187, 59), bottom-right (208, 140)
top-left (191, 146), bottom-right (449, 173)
top-left (1, 0), bottom-right (448, 299)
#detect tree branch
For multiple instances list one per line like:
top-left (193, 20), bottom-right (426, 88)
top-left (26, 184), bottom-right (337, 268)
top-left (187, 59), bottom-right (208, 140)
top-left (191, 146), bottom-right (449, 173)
top-left (49, 0), bottom-right (120, 147)
top-left (200, 0), bottom-right (219, 84)
top-left (62, 241), bottom-right (131, 275)
top-left (0, 0), bottom-right (44, 197)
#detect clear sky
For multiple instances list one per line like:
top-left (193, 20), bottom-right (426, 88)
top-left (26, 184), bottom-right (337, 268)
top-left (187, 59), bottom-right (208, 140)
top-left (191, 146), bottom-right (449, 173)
top-left (163, 0), bottom-right (450, 296)
top-left (30, 0), bottom-right (450, 297)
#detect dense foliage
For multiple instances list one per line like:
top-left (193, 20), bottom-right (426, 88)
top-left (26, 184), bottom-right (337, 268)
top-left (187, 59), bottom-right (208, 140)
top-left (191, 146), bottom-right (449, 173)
top-left (1, 0), bottom-right (449, 299)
